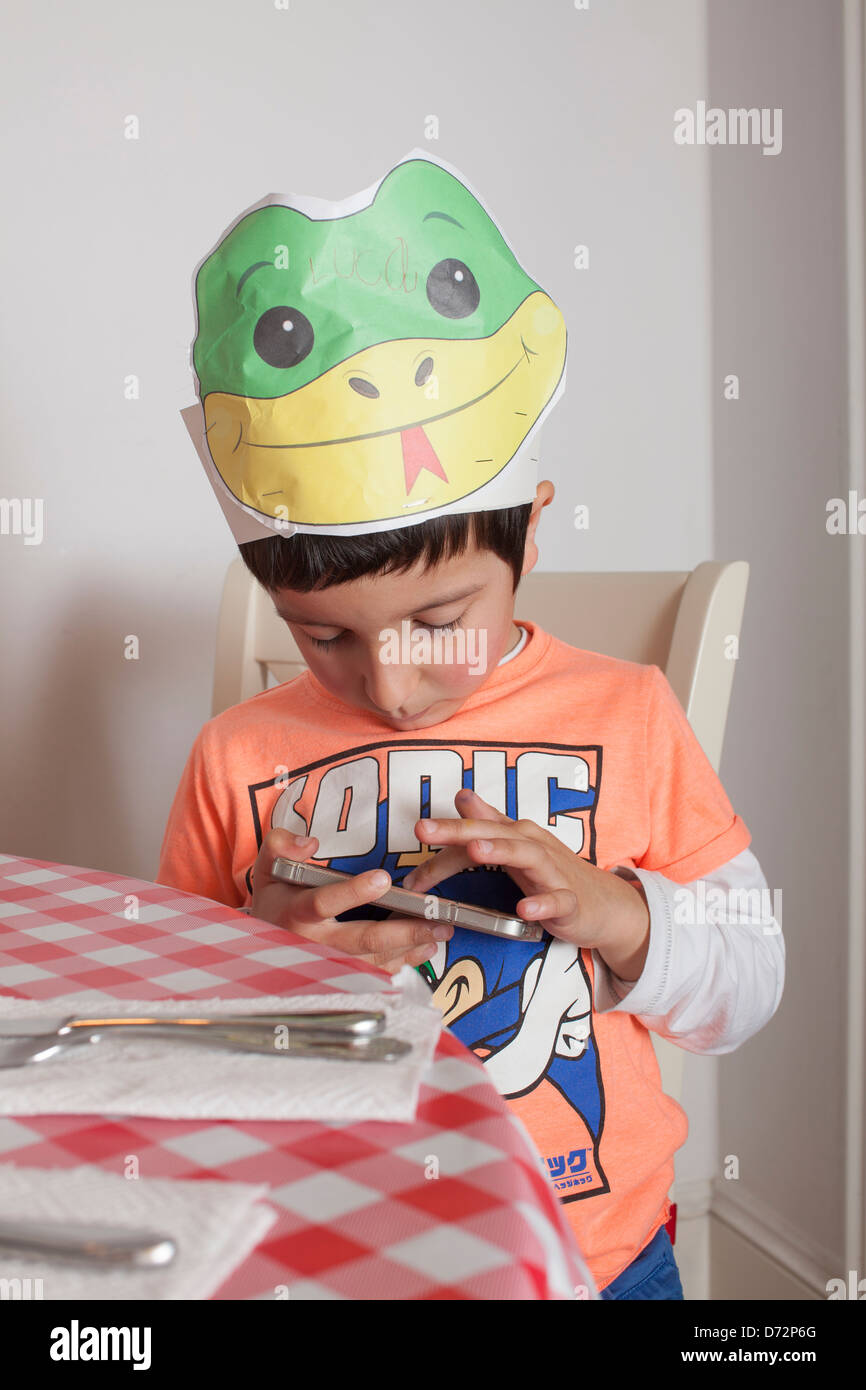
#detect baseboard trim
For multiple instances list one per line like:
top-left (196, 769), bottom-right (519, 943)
top-left (669, 1178), bottom-right (838, 1299)
top-left (710, 1178), bottom-right (838, 1298)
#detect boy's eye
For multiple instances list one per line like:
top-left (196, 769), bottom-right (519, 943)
top-left (304, 618), bottom-right (462, 652)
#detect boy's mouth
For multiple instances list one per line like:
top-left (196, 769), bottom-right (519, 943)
top-left (387, 703), bottom-right (434, 721)
top-left (378, 701), bottom-right (439, 726)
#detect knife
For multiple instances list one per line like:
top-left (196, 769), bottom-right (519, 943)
top-left (0, 1024), bottom-right (412, 1067)
top-left (0, 1217), bottom-right (176, 1266)
top-left (0, 1009), bottom-right (386, 1038)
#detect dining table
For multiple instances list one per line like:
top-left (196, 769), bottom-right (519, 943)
top-left (0, 851), bottom-right (595, 1300)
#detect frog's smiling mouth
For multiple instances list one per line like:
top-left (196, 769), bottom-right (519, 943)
top-left (234, 345), bottom-right (530, 454)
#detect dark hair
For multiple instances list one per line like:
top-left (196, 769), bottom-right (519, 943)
top-left (238, 503), bottom-right (533, 594)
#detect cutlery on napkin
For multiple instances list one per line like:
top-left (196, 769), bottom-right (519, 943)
top-left (0, 1216), bottom-right (176, 1266)
top-left (0, 1009), bottom-right (411, 1068)
top-left (0, 991), bottom-right (443, 1122)
top-left (0, 1165), bottom-right (276, 1300)
top-left (0, 1027), bottom-right (412, 1068)
top-left (0, 1008), bottom-right (386, 1035)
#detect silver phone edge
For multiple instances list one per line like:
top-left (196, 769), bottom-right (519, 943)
top-left (271, 857), bottom-right (544, 942)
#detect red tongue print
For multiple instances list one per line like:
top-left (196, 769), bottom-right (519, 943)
top-left (400, 425), bottom-right (449, 493)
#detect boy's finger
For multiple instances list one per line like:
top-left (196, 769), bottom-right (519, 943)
top-left (389, 940), bottom-right (442, 971)
top-left (249, 829), bottom-right (318, 909)
top-left (287, 866), bottom-right (393, 926)
top-left (517, 888), bottom-right (578, 922)
top-left (329, 915), bottom-right (451, 960)
top-left (258, 828), bottom-right (317, 880)
top-left (417, 834), bottom-right (552, 893)
top-left (463, 835), bottom-right (551, 875)
top-left (454, 787), bottom-right (511, 822)
top-left (403, 846), bottom-right (468, 891)
top-left (358, 938), bottom-right (441, 974)
top-left (416, 815), bottom-right (541, 846)
top-left (365, 941), bottom-right (439, 976)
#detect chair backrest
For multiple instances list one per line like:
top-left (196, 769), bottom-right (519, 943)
top-left (211, 559), bottom-right (750, 1111)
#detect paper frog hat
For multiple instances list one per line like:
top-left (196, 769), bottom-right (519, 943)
top-left (181, 148), bottom-right (567, 541)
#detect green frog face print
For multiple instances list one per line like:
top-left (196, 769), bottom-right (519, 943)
top-left (190, 150), bottom-right (567, 534)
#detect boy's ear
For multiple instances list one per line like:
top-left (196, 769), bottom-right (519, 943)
top-left (521, 480), bottom-right (554, 577)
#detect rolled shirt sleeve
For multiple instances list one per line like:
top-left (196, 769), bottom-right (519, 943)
top-left (591, 848), bottom-right (785, 1054)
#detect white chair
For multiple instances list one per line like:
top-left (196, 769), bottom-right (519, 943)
top-left (212, 557), bottom-right (750, 1230)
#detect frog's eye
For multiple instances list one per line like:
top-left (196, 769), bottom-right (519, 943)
top-left (253, 306), bottom-right (315, 369)
top-left (426, 259), bottom-right (480, 319)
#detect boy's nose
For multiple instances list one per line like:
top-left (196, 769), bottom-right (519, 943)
top-left (361, 646), bottom-right (422, 716)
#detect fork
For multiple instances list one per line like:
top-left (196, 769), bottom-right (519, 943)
top-left (0, 1217), bottom-right (176, 1266)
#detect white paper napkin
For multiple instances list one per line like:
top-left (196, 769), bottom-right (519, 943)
top-left (0, 1164), bottom-right (276, 1300)
top-left (0, 988), bottom-right (442, 1122)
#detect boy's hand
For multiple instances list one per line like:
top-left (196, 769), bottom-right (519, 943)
top-left (248, 829), bottom-right (453, 976)
top-left (402, 788), bottom-right (651, 981)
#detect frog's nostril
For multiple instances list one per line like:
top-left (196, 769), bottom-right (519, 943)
top-left (415, 356), bottom-right (434, 387)
top-left (349, 377), bottom-right (379, 398)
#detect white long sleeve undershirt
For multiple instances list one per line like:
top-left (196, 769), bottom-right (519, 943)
top-left (590, 848), bottom-right (785, 1055)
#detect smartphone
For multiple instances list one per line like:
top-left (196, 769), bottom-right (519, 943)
top-left (270, 857), bottom-right (545, 942)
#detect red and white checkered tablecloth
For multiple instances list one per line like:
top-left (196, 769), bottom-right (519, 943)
top-left (0, 853), bottom-right (595, 1300)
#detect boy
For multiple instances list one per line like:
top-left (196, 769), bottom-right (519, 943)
top-left (158, 152), bottom-right (784, 1298)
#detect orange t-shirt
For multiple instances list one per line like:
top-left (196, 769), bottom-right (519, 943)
top-left (156, 618), bottom-right (750, 1290)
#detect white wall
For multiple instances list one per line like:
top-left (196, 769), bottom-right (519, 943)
top-left (706, 0), bottom-right (852, 1292)
top-left (0, 0), bottom-right (713, 880)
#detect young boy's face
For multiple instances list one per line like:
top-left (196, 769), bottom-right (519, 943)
top-left (270, 484), bottom-right (551, 731)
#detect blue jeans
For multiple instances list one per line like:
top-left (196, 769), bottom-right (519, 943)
top-left (599, 1224), bottom-right (684, 1300)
